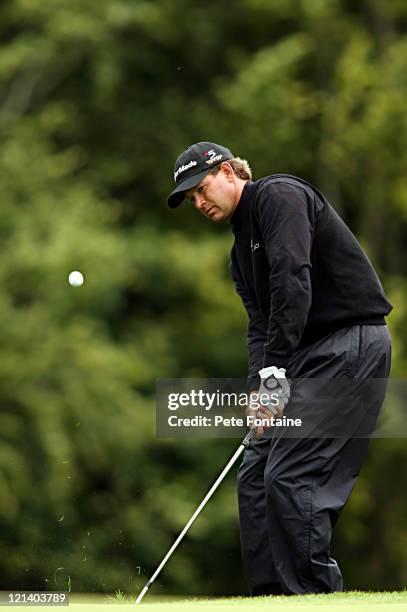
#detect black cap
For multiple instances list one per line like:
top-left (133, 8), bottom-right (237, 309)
top-left (167, 141), bottom-right (234, 209)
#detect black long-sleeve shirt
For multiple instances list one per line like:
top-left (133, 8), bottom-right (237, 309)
top-left (229, 175), bottom-right (393, 391)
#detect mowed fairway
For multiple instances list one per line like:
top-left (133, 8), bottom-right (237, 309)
top-left (2, 591), bottom-right (406, 612)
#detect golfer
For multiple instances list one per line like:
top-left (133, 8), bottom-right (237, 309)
top-left (167, 142), bottom-right (392, 596)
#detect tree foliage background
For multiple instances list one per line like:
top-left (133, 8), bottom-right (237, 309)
top-left (0, 0), bottom-right (406, 596)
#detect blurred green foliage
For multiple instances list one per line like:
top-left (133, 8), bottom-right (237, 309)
top-left (0, 0), bottom-right (406, 596)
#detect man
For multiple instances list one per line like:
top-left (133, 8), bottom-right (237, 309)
top-left (167, 142), bottom-right (392, 596)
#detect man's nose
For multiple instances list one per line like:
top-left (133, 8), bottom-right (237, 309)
top-left (194, 194), bottom-right (206, 209)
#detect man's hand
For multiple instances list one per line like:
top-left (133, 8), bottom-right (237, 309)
top-left (246, 367), bottom-right (291, 439)
top-left (259, 366), bottom-right (291, 406)
top-left (246, 392), bottom-right (285, 439)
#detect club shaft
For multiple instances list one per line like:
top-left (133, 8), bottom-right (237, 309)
top-left (135, 430), bottom-right (255, 604)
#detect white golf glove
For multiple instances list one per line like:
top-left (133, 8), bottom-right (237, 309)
top-left (257, 366), bottom-right (291, 415)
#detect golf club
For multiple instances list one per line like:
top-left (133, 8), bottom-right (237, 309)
top-left (135, 428), bottom-right (257, 604)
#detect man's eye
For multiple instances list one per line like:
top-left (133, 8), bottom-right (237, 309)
top-left (198, 185), bottom-right (205, 193)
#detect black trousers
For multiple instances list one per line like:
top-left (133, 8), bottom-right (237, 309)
top-left (237, 324), bottom-right (392, 595)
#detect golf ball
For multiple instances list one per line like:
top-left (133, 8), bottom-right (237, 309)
top-left (68, 270), bottom-right (84, 287)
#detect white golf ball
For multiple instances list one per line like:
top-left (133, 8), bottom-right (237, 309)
top-left (68, 270), bottom-right (84, 287)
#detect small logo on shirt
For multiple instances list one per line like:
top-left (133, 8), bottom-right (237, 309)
top-left (251, 241), bottom-right (261, 252)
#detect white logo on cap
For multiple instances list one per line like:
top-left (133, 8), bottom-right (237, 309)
top-left (174, 160), bottom-right (197, 181)
top-left (206, 154), bottom-right (223, 165)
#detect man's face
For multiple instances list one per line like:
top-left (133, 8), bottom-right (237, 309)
top-left (185, 165), bottom-right (238, 222)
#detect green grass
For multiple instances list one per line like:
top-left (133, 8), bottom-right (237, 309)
top-left (2, 591), bottom-right (406, 611)
top-left (131, 591), bottom-right (407, 611)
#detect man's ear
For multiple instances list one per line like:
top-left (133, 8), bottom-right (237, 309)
top-left (220, 161), bottom-right (234, 179)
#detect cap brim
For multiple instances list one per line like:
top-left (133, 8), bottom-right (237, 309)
top-left (167, 169), bottom-right (211, 209)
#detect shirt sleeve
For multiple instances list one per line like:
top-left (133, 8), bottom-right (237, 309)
top-left (229, 253), bottom-right (267, 392)
top-left (256, 181), bottom-right (314, 370)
